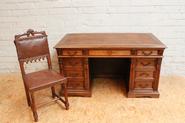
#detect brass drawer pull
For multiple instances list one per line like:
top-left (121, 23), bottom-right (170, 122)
top-left (142, 51), bottom-right (153, 56)
top-left (140, 62), bottom-right (151, 66)
top-left (139, 72), bottom-right (149, 77)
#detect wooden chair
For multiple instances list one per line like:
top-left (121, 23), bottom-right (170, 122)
top-left (14, 29), bottom-right (69, 122)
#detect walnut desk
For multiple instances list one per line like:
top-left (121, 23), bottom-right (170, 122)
top-left (54, 33), bottom-right (166, 98)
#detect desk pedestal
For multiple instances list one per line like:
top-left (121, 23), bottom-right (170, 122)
top-left (57, 55), bottom-right (162, 98)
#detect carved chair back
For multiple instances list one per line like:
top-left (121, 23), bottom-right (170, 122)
top-left (14, 29), bottom-right (52, 76)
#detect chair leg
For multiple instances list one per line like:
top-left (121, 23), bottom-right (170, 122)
top-left (25, 88), bottom-right (31, 106)
top-left (30, 92), bottom-right (38, 122)
top-left (51, 86), bottom-right (56, 98)
top-left (62, 83), bottom-right (69, 110)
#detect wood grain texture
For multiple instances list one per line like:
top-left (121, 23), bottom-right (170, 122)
top-left (54, 33), bottom-right (166, 49)
top-left (55, 33), bottom-right (166, 98)
top-left (89, 50), bottom-right (131, 56)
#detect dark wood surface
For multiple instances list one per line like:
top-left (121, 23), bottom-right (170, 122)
top-left (55, 33), bottom-right (166, 98)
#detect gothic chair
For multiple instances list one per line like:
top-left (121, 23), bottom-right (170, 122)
top-left (14, 29), bottom-right (69, 122)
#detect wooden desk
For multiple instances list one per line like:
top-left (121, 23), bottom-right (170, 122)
top-left (54, 33), bottom-right (166, 98)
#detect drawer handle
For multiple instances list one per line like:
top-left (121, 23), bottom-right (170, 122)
top-left (67, 51), bottom-right (78, 56)
top-left (142, 51), bottom-right (153, 56)
top-left (140, 62), bottom-right (151, 66)
top-left (139, 72), bottom-right (149, 77)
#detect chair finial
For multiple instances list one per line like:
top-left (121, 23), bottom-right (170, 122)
top-left (27, 29), bottom-right (34, 37)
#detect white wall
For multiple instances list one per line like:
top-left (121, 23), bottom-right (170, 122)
top-left (0, 0), bottom-right (185, 76)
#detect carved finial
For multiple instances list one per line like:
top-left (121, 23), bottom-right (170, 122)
top-left (26, 29), bottom-right (34, 37)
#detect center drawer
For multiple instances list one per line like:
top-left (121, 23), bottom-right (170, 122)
top-left (89, 50), bottom-right (131, 56)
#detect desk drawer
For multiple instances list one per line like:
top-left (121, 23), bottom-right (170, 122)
top-left (62, 49), bottom-right (83, 56)
top-left (135, 71), bottom-right (154, 81)
top-left (136, 59), bottom-right (156, 70)
top-left (67, 77), bottom-right (84, 89)
top-left (62, 58), bottom-right (83, 67)
top-left (137, 50), bottom-right (158, 56)
top-left (89, 50), bottom-right (130, 56)
top-left (134, 81), bottom-right (153, 89)
top-left (61, 58), bottom-right (84, 70)
top-left (64, 70), bottom-right (84, 77)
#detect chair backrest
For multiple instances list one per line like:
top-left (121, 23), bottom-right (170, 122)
top-left (14, 29), bottom-right (52, 75)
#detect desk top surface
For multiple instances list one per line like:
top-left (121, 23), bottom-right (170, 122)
top-left (54, 33), bottom-right (166, 49)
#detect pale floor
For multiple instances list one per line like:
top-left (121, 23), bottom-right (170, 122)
top-left (0, 73), bottom-right (185, 123)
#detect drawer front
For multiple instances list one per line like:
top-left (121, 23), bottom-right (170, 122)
top-left (89, 50), bottom-right (130, 56)
top-left (136, 59), bottom-right (156, 70)
top-left (134, 81), bottom-right (153, 89)
top-left (64, 70), bottom-right (84, 77)
top-left (89, 50), bottom-right (112, 56)
top-left (63, 65), bottom-right (83, 70)
top-left (111, 50), bottom-right (131, 55)
top-left (137, 50), bottom-right (158, 56)
top-left (67, 77), bottom-right (84, 89)
top-left (135, 71), bottom-right (154, 80)
top-left (62, 58), bottom-right (83, 67)
top-left (62, 49), bottom-right (83, 56)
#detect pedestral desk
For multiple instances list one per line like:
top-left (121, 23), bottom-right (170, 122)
top-left (54, 33), bottom-right (166, 98)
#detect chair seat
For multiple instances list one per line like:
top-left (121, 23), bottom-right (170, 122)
top-left (25, 69), bottom-right (67, 91)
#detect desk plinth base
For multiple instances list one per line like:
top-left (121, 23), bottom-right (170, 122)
top-left (128, 90), bottom-right (160, 98)
top-left (60, 89), bottom-right (91, 97)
